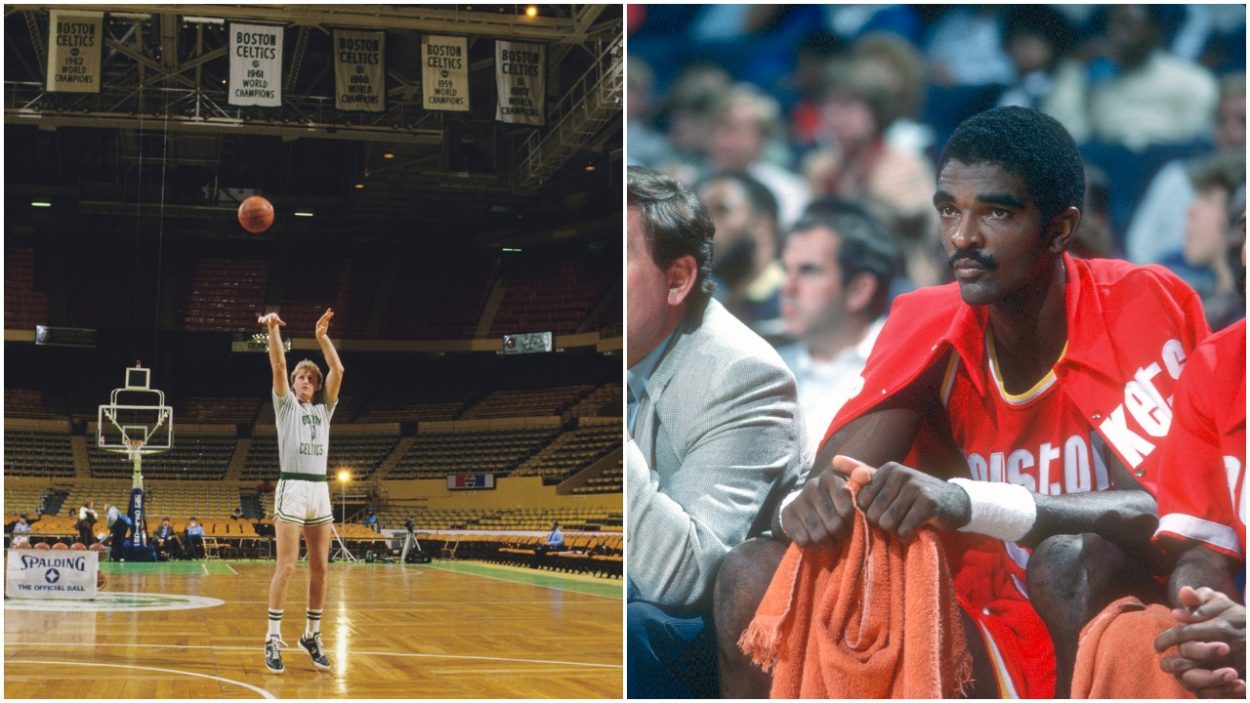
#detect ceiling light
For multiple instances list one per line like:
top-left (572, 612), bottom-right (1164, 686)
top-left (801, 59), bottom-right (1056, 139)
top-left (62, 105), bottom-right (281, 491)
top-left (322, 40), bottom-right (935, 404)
top-left (525, 5), bottom-right (538, 18)
top-left (354, 183), bottom-right (365, 190)
top-left (583, 162), bottom-right (596, 172)
top-left (30, 201), bottom-right (51, 208)
top-left (502, 247), bottom-right (522, 253)
top-left (382, 151), bottom-right (395, 160)
top-left (293, 211), bottom-right (314, 217)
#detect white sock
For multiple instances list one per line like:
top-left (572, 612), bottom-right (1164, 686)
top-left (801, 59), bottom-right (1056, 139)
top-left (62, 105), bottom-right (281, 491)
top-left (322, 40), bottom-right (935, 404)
top-left (305, 608), bottom-right (322, 638)
top-left (267, 609), bottom-right (283, 640)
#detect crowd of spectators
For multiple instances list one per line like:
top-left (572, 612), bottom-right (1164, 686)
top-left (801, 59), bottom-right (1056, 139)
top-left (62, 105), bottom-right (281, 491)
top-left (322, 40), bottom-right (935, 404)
top-left (629, 4), bottom-right (1246, 337)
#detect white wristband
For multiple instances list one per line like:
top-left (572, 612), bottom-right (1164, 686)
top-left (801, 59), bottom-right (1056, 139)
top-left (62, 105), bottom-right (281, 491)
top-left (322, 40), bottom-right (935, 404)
top-left (948, 478), bottom-right (1037, 542)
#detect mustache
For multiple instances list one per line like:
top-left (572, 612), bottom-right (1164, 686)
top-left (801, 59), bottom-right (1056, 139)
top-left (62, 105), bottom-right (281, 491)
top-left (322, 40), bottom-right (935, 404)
top-left (948, 249), bottom-right (998, 270)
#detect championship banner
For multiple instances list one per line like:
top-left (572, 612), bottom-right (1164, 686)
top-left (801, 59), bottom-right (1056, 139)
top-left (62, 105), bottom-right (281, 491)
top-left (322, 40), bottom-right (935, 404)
top-left (228, 22), bottom-right (283, 107)
top-left (421, 35), bottom-right (469, 112)
top-left (495, 40), bottom-right (545, 125)
top-left (46, 10), bottom-right (103, 93)
top-left (333, 29), bottom-right (385, 112)
top-left (6, 548), bottom-right (98, 600)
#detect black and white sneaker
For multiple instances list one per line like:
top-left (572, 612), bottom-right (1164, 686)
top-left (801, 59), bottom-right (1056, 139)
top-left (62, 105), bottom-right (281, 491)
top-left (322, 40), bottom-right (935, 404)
top-left (264, 637), bottom-right (286, 673)
top-left (299, 633), bottom-right (330, 670)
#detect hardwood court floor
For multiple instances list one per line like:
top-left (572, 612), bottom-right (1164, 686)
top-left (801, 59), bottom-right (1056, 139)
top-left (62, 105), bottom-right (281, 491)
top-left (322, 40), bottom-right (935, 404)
top-left (4, 559), bottom-right (622, 698)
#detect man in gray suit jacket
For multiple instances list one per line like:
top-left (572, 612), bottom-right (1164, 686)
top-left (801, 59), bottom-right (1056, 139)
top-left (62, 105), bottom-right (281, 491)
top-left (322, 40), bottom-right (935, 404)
top-left (627, 166), bottom-right (808, 698)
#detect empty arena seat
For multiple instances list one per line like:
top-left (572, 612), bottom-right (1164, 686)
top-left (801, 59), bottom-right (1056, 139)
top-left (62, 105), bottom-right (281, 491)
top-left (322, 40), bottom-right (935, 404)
top-left (3, 430), bottom-right (76, 478)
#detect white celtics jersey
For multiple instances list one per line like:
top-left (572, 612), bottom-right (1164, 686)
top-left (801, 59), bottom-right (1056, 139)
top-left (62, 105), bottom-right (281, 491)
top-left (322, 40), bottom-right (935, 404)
top-left (273, 388), bottom-right (336, 477)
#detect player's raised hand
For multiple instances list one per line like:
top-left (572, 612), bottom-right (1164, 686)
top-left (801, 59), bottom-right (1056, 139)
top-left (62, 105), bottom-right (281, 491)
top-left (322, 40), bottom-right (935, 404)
top-left (315, 308), bottom-right (334, 339)
top-left (258, 312), bottom-right (286, 328)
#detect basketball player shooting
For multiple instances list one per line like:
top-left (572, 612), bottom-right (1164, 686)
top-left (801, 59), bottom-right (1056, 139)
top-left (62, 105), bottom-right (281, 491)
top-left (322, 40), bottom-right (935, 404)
top-left (259, 308), bottom-right (344, 673)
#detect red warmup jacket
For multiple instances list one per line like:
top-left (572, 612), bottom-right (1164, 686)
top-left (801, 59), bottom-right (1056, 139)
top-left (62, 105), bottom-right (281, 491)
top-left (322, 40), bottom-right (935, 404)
top-left (810, 253), bottom-right (1210, 697)
top-left (821, 253), bottom-right (1211, 493)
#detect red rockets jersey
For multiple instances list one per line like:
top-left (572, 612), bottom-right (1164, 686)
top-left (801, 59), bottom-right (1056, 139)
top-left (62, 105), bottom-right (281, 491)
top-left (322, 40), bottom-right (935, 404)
top-left (941, 330), bottom-right (1119, 581)
top-left (943, 334), bottom-right (1112, 500)
top-left (1154, 318), bottom-right (1246, 561)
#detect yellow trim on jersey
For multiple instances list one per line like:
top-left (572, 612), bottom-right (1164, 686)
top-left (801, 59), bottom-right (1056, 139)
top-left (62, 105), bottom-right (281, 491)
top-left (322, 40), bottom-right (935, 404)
top-left (940, 349), bottom-right (960, 408)
top-left (986, 330), bottom-right (1068, 406)
top-left (977, 620), bottom-right (1021, 698)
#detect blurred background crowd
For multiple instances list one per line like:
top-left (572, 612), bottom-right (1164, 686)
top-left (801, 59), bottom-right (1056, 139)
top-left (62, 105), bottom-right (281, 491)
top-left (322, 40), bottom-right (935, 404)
top-left (627, 4), bottom-right (1246, 364)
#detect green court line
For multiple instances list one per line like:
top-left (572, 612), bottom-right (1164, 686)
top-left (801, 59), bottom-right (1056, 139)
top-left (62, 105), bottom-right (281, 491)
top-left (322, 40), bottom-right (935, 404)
top-left (98, 561), bottom-right (234, 575)
top-left (425, 561), bottom-right (623, 599)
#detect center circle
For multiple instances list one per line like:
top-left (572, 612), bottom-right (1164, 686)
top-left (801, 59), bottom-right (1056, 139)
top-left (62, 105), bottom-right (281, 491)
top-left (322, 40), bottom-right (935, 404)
top-left (4, 591), bottom-right (224, 612)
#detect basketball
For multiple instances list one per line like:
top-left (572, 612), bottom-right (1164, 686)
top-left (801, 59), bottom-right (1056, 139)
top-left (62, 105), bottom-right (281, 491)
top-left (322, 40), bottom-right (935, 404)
top-left (34, 542), bottom-right (49, 550)
top-left (237, 196), bottom-right (275, 234)
top-left (89, 543), bottom-right (106, 553)
top-left (51, 542), bottom-right (68, 550)
top-left (70, 542), bottom-right (86, 550)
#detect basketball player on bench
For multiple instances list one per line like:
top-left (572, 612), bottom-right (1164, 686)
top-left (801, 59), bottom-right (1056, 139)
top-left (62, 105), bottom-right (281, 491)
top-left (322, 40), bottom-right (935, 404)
top-left (715, 108), bottom-right (1212, 698)
top-left (260, 308), bottom-right (344, 674)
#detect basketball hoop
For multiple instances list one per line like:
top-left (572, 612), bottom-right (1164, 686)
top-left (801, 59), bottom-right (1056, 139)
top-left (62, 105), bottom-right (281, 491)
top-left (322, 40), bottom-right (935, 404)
top-left (94, 366), bottom-right (173, 555)
top-left (125, 438), bottom-right (146, 460)
top-left (96, 366), bottom-right (173, 458)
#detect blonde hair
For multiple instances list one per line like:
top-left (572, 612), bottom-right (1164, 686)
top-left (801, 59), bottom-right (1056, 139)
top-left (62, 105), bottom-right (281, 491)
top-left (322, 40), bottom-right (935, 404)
top-left (290, 359), bottom-right (323, 389)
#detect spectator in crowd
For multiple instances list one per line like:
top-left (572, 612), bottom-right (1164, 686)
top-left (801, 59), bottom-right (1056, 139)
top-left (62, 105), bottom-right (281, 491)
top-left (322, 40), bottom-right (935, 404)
top-left (788, 31), bottom-right (846, 152)
top-left (1070, 164), bottom-right (1117, 258)
top-left (627, 166), bottom-right (806, 698)
top-left (1182, 151), bottom-right (1246, 330)
top-left (106, 504), bottom-right (132, 562)
top-left (852, 33), bottom-right (932, 155)
top-left (185, 517), bottom-right (205, 559)
top-left (231, 507), bottom-right (244, 521)
top-left (531, 520), bottom-right (566, 568)
top-left (696, 171), bottom-right (785, 333)
top-left (1168, 3), bottom-right (1246, 73)
top-left (805, 54), bottom-right (941, 286)
top-left (819, 4), bottom-right (922, 47)
top-left (657, 64), bottom-right (733, 182)
top-left (707, 84), bottom-right (810, 229)
top-left (1069, 4), bottom-right (1219, 149)
top-left (543, 521), bottom-right (565, 551)
top-left (775, 203), bottom-right (898, 454)
top-left (154, 516), bottom-right (181, 560)
top-left (996, 5), bottom-right (1085, 119)
top-left (12, 514), bottom-right (31, 547)
top-left (627, 56), bottom-right (668, 169)
top-left (364, 507), bottom-right (379, 533)
top-left (1127, 74), bottom-right (1246, 265)
top-left (925, 6), bottom-right (1015, 88)
top-left (76, 499), bottom-right (97, 546)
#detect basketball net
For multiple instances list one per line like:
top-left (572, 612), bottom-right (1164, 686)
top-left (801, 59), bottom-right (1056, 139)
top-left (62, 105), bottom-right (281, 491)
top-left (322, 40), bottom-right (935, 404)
top-left (126, 438), bottom-right (146, 487)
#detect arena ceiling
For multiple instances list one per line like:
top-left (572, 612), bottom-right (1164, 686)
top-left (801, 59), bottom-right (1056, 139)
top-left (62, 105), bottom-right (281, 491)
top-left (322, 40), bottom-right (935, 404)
top-left (3, 4), bottom-right (622, 246)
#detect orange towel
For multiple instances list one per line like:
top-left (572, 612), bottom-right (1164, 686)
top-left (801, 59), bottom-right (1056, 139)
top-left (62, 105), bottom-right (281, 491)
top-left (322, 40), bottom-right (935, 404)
top-left (1071, 596), bottom-right (1194, 699)
top-left (739, 471), bottom-right (972, 698)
